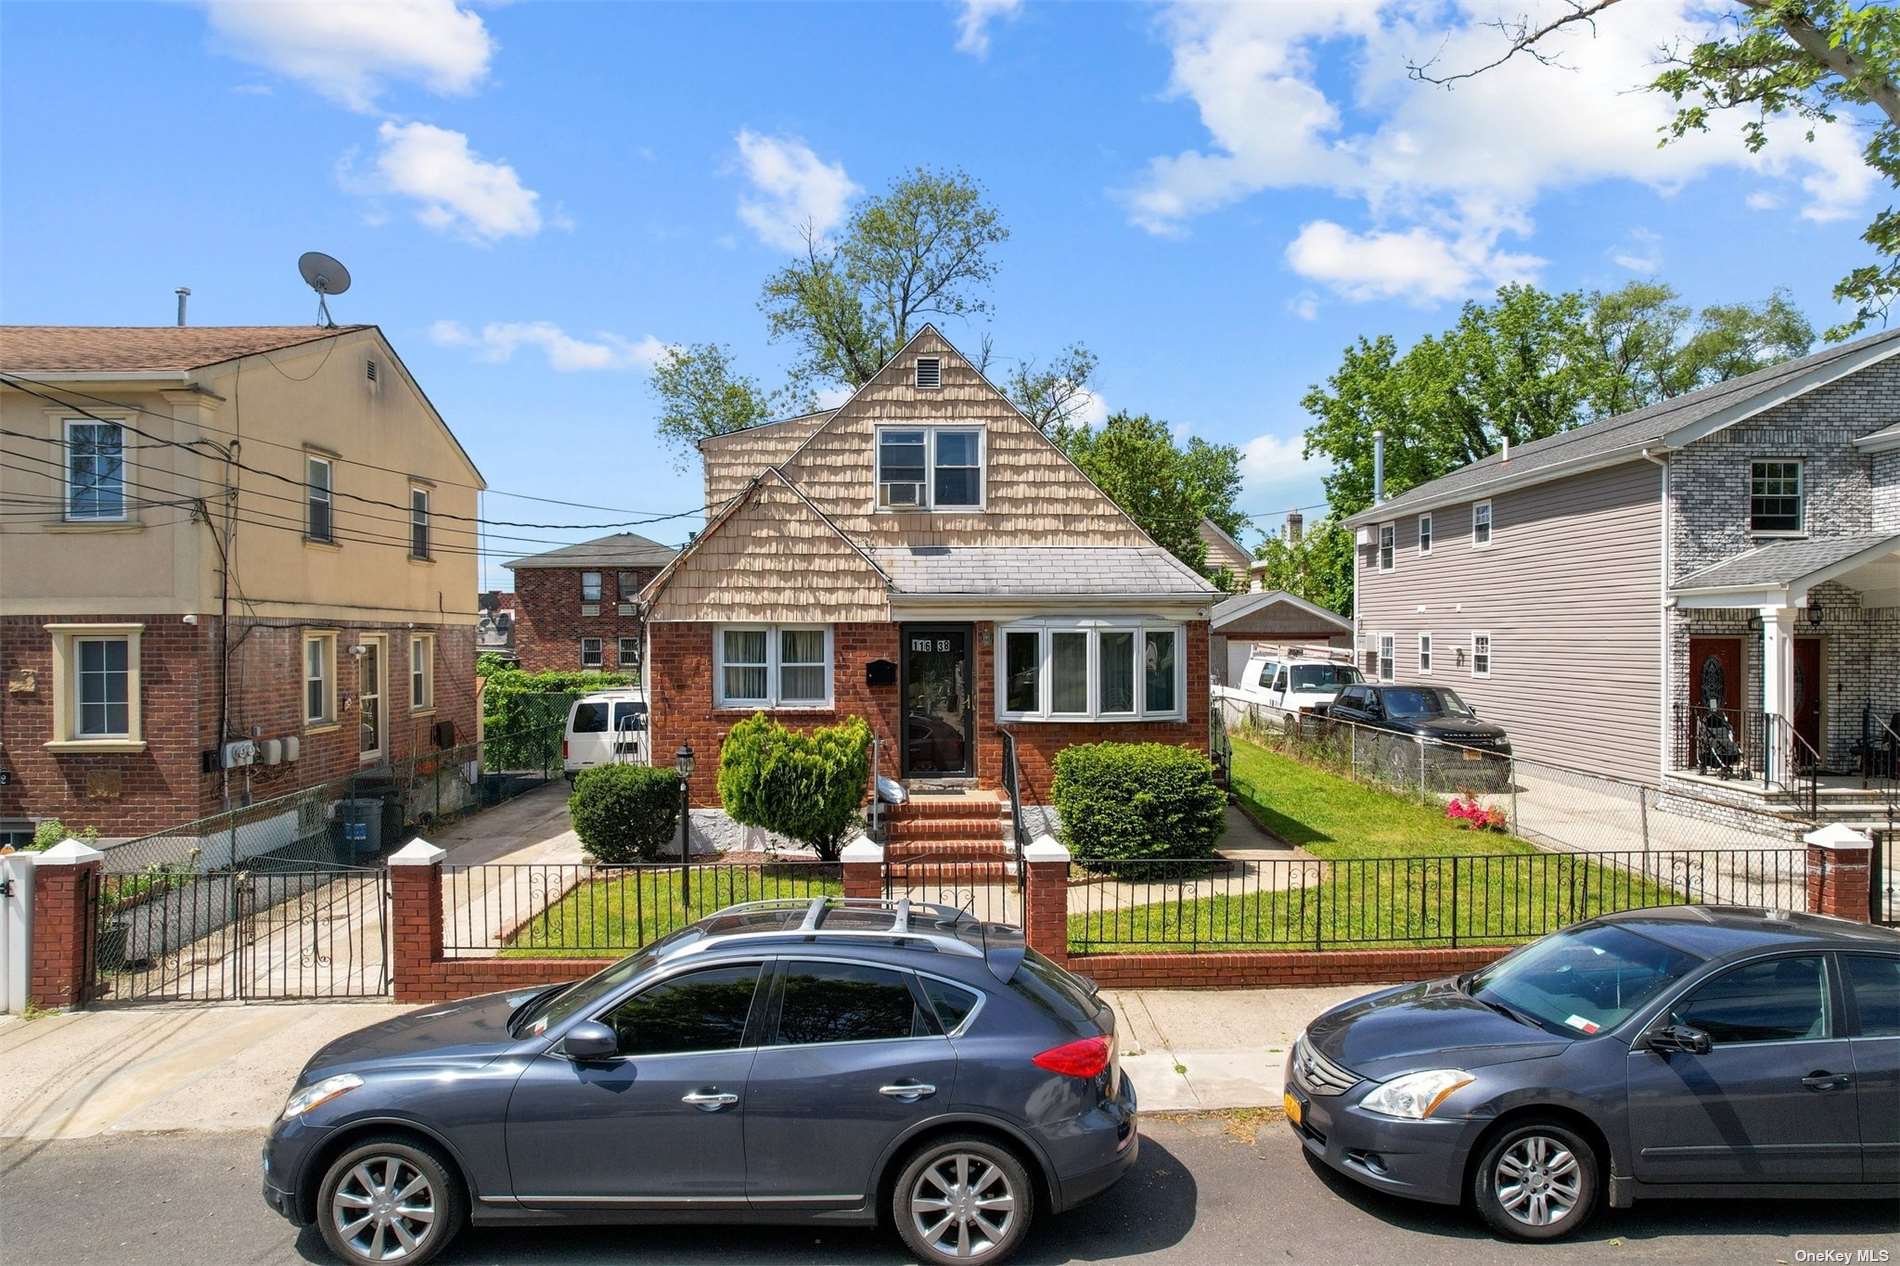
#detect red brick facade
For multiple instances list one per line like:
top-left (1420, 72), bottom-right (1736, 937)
top-left (0, 615), bottom-right (476, 839)
top-left (28, 854), bottom-right (100, 1007)
top-left (510, 566), bottom-right (658, 675)
top-left (646, 619), bottom-right (1210, 810)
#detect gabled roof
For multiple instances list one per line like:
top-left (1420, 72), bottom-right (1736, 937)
top-left (502, 531), bottom-right (679, 571)
top-left (871, 545), bottom-right (1216, 598)
top-left (695, 408), bottom-right (839, 448)
top-left (0, 325), bottom-right (369, 373)
top-left (1210, 589), bottom-right (1352, 632)
top-left (1346, 325), bottom-right (1900, 525)
top-left (1199, 517), bottom-right (1251, 563)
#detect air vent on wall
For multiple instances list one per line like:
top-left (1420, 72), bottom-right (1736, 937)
top-left (915, 357), bottom-right (941, 389)
top-left (365, 358), bottom-right (378, 383)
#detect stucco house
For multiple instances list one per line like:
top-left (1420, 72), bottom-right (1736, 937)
top-left (1209, 589), bottom-right (1352, 686)
top-left (501, 532), bottom-right (676, 674)
top-left (640, 326), bottom-right (1218, 850)
top-left (1346, 326), bottom-right (1900, 826)
top-left (0, 324), bottom-right (484, 844)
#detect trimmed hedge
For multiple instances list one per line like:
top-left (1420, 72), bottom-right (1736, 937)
top-left (1052, 742), bottom-right (1227, 864)
top-left (478, 658), bottom-right (634, 771)
top-left (718, 713), bottom-right (872, 862)
top-left (569, 764), bottom-right (683, 864)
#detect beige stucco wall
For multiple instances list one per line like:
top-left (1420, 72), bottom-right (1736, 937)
top-left (0, 328), bottom-right (483, 624)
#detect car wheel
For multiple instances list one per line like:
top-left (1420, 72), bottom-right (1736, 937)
top-left (892, 1136), bottom-right (1034, 1264)
top-left (1472, 1120), bottom-right (1598, 1241)
top-left (316, 1135), bottom-right (465, 1266)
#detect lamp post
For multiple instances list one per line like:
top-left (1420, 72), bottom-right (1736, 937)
top-left (675, 742), bottom-right (695, 906)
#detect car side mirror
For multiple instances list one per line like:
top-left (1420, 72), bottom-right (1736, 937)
top-left (560, 1020), bottom-right (618, 1061)
top-left (1647, 1024), bottom-right (1712, 1056)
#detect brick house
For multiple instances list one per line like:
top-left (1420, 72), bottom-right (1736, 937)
top-left (501, 533), bottom-right (677, 675)
top-left (1347, 325), bottom-right (1899, 827)
top-left (640, 326), bottom-right (1218, 849)
top-left (0, 325), bottom-right (484, 844)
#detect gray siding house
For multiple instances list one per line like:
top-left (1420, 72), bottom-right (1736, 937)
top-left (1347, 327), bottom-right (1900, 810)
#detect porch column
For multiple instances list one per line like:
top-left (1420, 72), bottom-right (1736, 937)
top-left (1760, 605), bottom-right (1795, 783)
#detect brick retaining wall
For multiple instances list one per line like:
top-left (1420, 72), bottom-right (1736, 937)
top-left (1070, 946), bottom-right (1512, 990)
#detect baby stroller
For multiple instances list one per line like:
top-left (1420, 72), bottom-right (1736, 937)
top-left (1696, 707), bottom-right (1749, 780)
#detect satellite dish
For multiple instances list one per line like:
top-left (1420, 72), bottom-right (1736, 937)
top-left (298, 251), bottom-right (352, 326)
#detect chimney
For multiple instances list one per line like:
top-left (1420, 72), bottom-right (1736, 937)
top-left (1372, 429), bottom-right (1386, 504)
top-left (175, 287), bottom-right (191, 326)
top-left (1286, 508), bottom-right (1304, 545)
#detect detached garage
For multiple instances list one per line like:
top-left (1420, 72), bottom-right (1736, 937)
top-left (1209, 590), bottom-right (1352, 686)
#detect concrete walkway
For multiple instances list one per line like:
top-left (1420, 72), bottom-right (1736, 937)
top-left (1106, 986), bottom-right (1366, 1111)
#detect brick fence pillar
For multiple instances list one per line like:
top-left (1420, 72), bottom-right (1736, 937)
top-left (1022, 835), bottom-right (1071, 967)
top-left (30, 837), bottom-right (103, 1009)
top-left (389, 839), bottom-right (447, 1003)
top-left (1805, 824), bottom-right (1873, 922)
top-left (841, 835), bottom-right (884, 901)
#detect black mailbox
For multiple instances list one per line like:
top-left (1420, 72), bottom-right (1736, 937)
top-left (865, 659), bottom-right (897, 687)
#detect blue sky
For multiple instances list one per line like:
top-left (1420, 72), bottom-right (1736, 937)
top-left (1, 1), bottom-right (1881, 588)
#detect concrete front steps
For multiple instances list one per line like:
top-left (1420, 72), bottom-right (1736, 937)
top-left (884, 790), bottom-right (1016, 881)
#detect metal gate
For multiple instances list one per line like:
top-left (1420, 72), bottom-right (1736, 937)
top-left (90, 864), bottom-right (391, 1002)
top-left (1874, 829), bottom-right (1897, 927)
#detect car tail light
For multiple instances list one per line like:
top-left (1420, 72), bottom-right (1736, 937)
top-left (562, 740), bottom-right (569, 758)
top-left (1033, 1036), bottom-right (1110, 1079)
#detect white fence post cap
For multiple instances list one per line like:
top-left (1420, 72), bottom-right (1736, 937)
top-left (1022, 834), bottom-right (1070, 864)
top-left (840, 835), bottom-right (883, 864)
top-left (36, 837), bottom-right (104, 866)
top-left (1804, 823), bottom-right (1874, 850)
top-left (388, 838), bottom-right (447, 867)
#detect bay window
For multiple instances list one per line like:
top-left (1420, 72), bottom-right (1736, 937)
top-left (996, 619), bottom-right (1185, 722)
top-left (715, 624), bottom-right (832, 709)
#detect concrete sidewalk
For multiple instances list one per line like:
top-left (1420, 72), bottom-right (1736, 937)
top-left (0, 983), bottom-right (1369, 1141)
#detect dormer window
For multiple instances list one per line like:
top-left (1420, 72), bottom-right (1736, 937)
top-left (877, 426), bottom-right (984, 510)
top-left (1750, 459), bottom-right (1804, 533)
top-left (915, 357), bottom-right (942, 389)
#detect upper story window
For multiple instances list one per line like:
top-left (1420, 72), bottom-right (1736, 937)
top-left (1471, 500), bottom-right (1493, 548)
top-left (876, 426), bottom-right (984, 510)
top-left (1750, 460), bottom-right (1804, 534)
top-left (914, 357), bottom-right (942, 390)
top-left (1417, 513), bottom-right (1433, 555)
top-left (409, 487), bottom-right (430, 559)
top-left (998, 619), bottom-right (1183, 722)
top-left (616, 571), bottom-right (641, 601)
top-left (305, 456), bottom-right (333, 542)
top-left (65, 420), bottom-right (126, 520)
top-left (581, 571), bottom-right (603, 602)
top-left (1378, 523), bottom-right (1395, 572)
top-left (715, 624), bottom-right (833, 709)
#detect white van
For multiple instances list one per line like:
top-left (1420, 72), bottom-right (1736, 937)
top-left (563, 688), bottom-right (648, 781)
top-left (1237, 644), bottom-right (1363, 729)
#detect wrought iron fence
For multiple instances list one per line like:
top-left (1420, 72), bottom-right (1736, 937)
top-left (441, 860), bottom-right (843, 957)
top-left (1067, 848), bottom-right (1808, 954)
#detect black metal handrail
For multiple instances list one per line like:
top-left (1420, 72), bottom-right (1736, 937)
top-left (999, 728), bottom-right (1028, 893)
top-left (1672, 703), bottom-right (1819, 807)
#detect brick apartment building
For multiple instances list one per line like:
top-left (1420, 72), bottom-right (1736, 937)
top-left (0, 325), bottom-right (484, 843)
top-left (501, 532), bottom-right (677, 675)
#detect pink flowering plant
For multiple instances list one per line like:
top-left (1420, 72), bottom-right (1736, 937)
top-left (1445, 793), bottom-right (1507, 832)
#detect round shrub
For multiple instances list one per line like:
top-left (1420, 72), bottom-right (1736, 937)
top-left (718, 712), bottom-right (872, 861)
top-left (1051, 742), bottom-right (1227, 864)
top-left (569, 764), bottom-right (683, 863)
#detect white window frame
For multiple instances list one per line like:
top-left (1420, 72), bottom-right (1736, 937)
top-left (994, 618), bottom-right (1187, 723)
top-left (580, 637), bottom-right (604, 668)
top-left (1377, 522), bottom-right (1396, 572)
top-left (1471, 631), bottom-right (1493, 679)
top-left (1417, 512), bottom-right (1433, 556)
top-left (714, 623), bottom-right (834, 710)
top-left (1471, 500), bottom-right (1493, 549)
top-left (1748, 458), bottom-right (1806, 536)
top-left (302, 630), bottom-right (338, 728)
top-left (1417, 632), bottom-right (1433, 675)
top-left (63, 419), bottom-right (128, 522)
top-left (1377, 633), bottom-right (1395, 682)
top-left (409, 486), bottom-right (430, 559)
top-left (875, 424), bottom-right (986, 512)
top-left (42, 624), bottom-right (143, 749)
top-left (410, 633), bottom-right (435, 712)
top-left (305, 455), bottom-right (334, 542)
top-left (580, 571), bottom-right (603, 603)
top-left (617, 636), bottom-right (640, 668)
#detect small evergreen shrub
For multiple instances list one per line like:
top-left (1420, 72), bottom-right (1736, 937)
top-left (569, 764), bottom-right (683, 863)
top-left (1052, 742), bottom-right (1226, 864)
top-left (28, 819), bottom-right (99, 852)
top-left (718, 713), bottom-right (872, 862)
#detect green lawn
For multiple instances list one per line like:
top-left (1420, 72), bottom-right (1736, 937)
top-left (1068, 737), bottom-right (1684, 953)
top-left (500, 865), bottom-right (842, 958)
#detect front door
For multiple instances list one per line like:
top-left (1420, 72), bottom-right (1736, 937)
top-left (358, 636), bottom-right (385, 764)
top-left (902, 624), bottom-right (973, 777)
top-left (1687, 635), bottom-right (1742, 768)
top-left (1792, 638), bottom-right (1823, 766)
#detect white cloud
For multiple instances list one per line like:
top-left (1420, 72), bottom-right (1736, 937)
top-left (1610, 227), bottom-right (1662, 273)
top-left (202, 0), bottom-right (493, 112)
top-left (1745, 190), bottom-right (1783, 212)
top-left (954, 0), bottom-right (1022, 58)
top-left (1286, 291), bottom-right (1320, 321)
top-left (1286, 220), bottom-right (1542, 303)
top-left (1240, 430), bottom-right (1331, 492)
top-left (430, 320), bottom-right (668, 372)
top-left (734, 130), bottom-right (859, 253)
top-left (813, 384), bottom-right (857, 409)
top-left (365, 121), bottom-right (547, 242)
top-left (1126, 1), bottom-right (1877, 302)
top-left (1066, 382), bottom-right (1109, 428)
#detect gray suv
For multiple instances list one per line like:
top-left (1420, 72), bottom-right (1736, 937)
top-left (263, 898), bottom-right (1138, 1265)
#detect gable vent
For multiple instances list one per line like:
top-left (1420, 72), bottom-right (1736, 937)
top-left (914, 357), bottom-right (941, 390)
top-left (365, 358), bottom-right (378, 383)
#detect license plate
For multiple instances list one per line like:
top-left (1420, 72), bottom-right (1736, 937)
top-left (1462, 749), bottom-right (1483, 761)
top-left (1283, 1091), bottom-right (1303, 1127)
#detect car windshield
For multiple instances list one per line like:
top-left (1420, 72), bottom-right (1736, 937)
top-left (511, 925), bottom-right (704, 1037)
top-left (1289, 664), bottom-right (1360, 694)
top-left (1466, 923), bottom-right (1703, 1038)
top-left (1382, 687), bottom-right (1474, 718)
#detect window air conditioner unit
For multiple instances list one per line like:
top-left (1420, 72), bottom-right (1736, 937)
top-left (881, 483), bottom-right (925, 509)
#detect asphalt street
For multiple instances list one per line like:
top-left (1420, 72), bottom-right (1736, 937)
top-left (2, 1117), bottom-right (1894, 1266)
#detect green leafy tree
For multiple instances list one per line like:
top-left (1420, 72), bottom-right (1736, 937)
top-left (649, 342), bottom-right (799, 470)
top-left (717, 713), bottom-right (872, 862)
top-left (1251, 518), bottom-right (1355, 617)
top-left (998, 341), bottom-right (1101, 431)
top-left (1056, 411), bottom-right (1244, 575)
top-left (1588, 282), bottom-right (1815, 414)
top-left (1409, 0), bottom-right (1900, 336)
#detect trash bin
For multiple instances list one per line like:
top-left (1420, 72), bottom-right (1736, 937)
top-left (335, 798), bottom-right (383, 860)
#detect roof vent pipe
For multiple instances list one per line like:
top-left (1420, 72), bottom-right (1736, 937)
top-left (1501, 434), bottom-right (1511, 463)
top-left (1372, 429), bottom-right (1386, 504)
top-left (175, 287), bottom-right (190, 327)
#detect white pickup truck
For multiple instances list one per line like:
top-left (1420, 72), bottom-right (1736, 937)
top-left (1234, 645), bottom-right (1363, 731)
